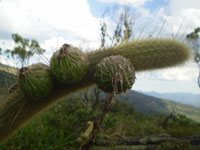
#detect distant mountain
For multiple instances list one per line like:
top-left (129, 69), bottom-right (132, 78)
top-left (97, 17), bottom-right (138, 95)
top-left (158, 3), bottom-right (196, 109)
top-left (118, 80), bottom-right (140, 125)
top-left (139, 91), bottom-right (200, 108)
top-left (0, 63), bottom-right (17, 94)
top-left (98, 90), bottom-right (200, 122)
top-left (0, 63), bottom-right (18, 75)
top-left (116, 90), bottom-right (200, 122)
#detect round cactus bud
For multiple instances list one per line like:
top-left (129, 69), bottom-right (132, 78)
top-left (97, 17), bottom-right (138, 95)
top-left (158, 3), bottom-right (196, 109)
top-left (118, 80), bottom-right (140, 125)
top-left (94, 55), bottom-right (135, 94)
top-left (50, 44), bottom-right (89, 84)
top-left (19, 63), bottom-right (53, 99)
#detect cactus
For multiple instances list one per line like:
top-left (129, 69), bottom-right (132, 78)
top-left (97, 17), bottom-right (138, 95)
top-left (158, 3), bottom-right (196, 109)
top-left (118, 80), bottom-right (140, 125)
top-left (94, 55), bottom-right (135, 93)
top-left (0, 38), bottom-right (190, 144)
top-left (50, 44), bottom-right (89, 84)
top-left (18, 63), bottom-right (53, 99)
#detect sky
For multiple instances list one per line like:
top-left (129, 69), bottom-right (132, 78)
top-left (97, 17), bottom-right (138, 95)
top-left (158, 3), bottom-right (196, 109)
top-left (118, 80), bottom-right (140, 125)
top-left (0, 0), bottom-right (199, 94)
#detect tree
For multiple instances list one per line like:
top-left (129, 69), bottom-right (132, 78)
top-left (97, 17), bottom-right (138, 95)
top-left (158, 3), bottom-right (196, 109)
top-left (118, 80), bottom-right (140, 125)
top-left (100, 6), bottom-right (135, 47)
top-left (186, 27), bottom-right (200, 88)
top-left (5, 34), bottom-right (45, 67)
top-left (100, 22), bottom-right (107, 49)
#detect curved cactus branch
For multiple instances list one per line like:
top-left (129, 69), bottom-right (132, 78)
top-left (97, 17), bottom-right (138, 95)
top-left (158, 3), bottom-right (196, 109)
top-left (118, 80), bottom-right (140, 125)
top-left (0, 38), bottom-right (190, 144)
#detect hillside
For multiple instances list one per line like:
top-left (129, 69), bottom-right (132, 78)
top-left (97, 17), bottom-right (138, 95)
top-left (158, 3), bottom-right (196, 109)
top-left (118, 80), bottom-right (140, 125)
top-left (0, 63), bottom-right (17, 94)
top-left (140, 91), bottom-right (200, 108)
top-left (0, 63), bottom-right (18, 75)
top-left (117, 90), bottom-right (200, 122)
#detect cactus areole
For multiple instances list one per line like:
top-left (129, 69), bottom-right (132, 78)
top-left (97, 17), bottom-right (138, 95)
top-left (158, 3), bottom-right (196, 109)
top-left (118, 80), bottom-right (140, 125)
top-left (19, 63), bottom-right (53, 100)
top-left (50, 44), bottom-right (89, 84)
top-left (94, 55), bottom-right (135, 94)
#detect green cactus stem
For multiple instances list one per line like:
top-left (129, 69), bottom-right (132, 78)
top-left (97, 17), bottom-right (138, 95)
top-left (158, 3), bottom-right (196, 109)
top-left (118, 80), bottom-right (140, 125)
top-left (0, 38), bottom-right (190, 144)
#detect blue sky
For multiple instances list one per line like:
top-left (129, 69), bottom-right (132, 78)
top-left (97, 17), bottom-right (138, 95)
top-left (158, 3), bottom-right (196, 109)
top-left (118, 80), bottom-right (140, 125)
top-left (143, 0), bottom-right (169, 12)
top-left (88, 0), bottom-right (169, 17)
top-left (0, 0), bottom-right (199, 94)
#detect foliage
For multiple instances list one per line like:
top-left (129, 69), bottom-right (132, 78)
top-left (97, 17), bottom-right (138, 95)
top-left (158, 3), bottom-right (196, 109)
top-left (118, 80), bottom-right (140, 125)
top-left (99, 6), bottom-right (134, 48)
top-left (0, 98), bottom-right (96, 150)
top-left (186, 27), bottom-right (200, 88)
top-left (0, 94), bottom-right (200, 149)
top-left (5, 34), bottom-right (45, 67)
top-left (0, 72), bottom-right (15, 93)
top-left (100, 22), bottom-right (107, 49)
top-left (165, 113), bottom-right (200, 138)
top-left (157, 141), bottom-right (191, 150)
top-left (116, 90), bottom-right (200, 123)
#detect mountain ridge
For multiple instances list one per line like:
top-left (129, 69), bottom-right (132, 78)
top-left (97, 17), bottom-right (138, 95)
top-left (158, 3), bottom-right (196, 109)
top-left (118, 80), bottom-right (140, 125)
top-left (116, 90), bottom-right (200, 122)
top-left (139, 91), bottom-right (200, 108)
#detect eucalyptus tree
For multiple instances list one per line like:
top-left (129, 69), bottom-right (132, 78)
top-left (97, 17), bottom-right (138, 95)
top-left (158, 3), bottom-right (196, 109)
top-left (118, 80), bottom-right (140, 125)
top-left (186, 27), bottom-right (200, 87)
top-left (5, 34), bottom-right (45, 67)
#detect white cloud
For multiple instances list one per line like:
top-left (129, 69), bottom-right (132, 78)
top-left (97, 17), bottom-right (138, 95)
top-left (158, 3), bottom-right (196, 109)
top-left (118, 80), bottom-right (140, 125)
top-left (158, 0), bottom-right (200, 35)
top-left (0, 55), bottom-right (17, 67)
top-left (97, 0), bottom-right (152, 7)
top-left (121, 0), bottom-right (200, 39)
top-left (137, 63), bottom-right (198, 82)
top-left (0, 0), bottom-right (101, 48)
top-left (0, 0), bottom-right (103, 66)
top-left (160, 64), bottom-right (198, 82)
top-left (134, 63), bottom-right (200, 93)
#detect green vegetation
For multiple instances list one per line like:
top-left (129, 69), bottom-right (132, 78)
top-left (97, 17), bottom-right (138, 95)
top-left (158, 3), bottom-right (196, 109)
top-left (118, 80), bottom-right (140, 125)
top-left (5, 34), bottom-right (45, 67)
top-left (0, 92), bottom-right (199, 150)
top-left (0, 63), bottom-right (18, 76)
top-left (118, 90), bottom-right (200, 122)
top-left (186, 27), bottom-right (200, 88)
top-left (157, 141), bottom-right (191, 150)
top-left (0, 5), bottom-right (197, 149)
top-left (0, 64), bottom-right (16, 94)
top-left (1, 65), bottom-right (200, 149)
top-left (163, 99), bottom-right (200, 123)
